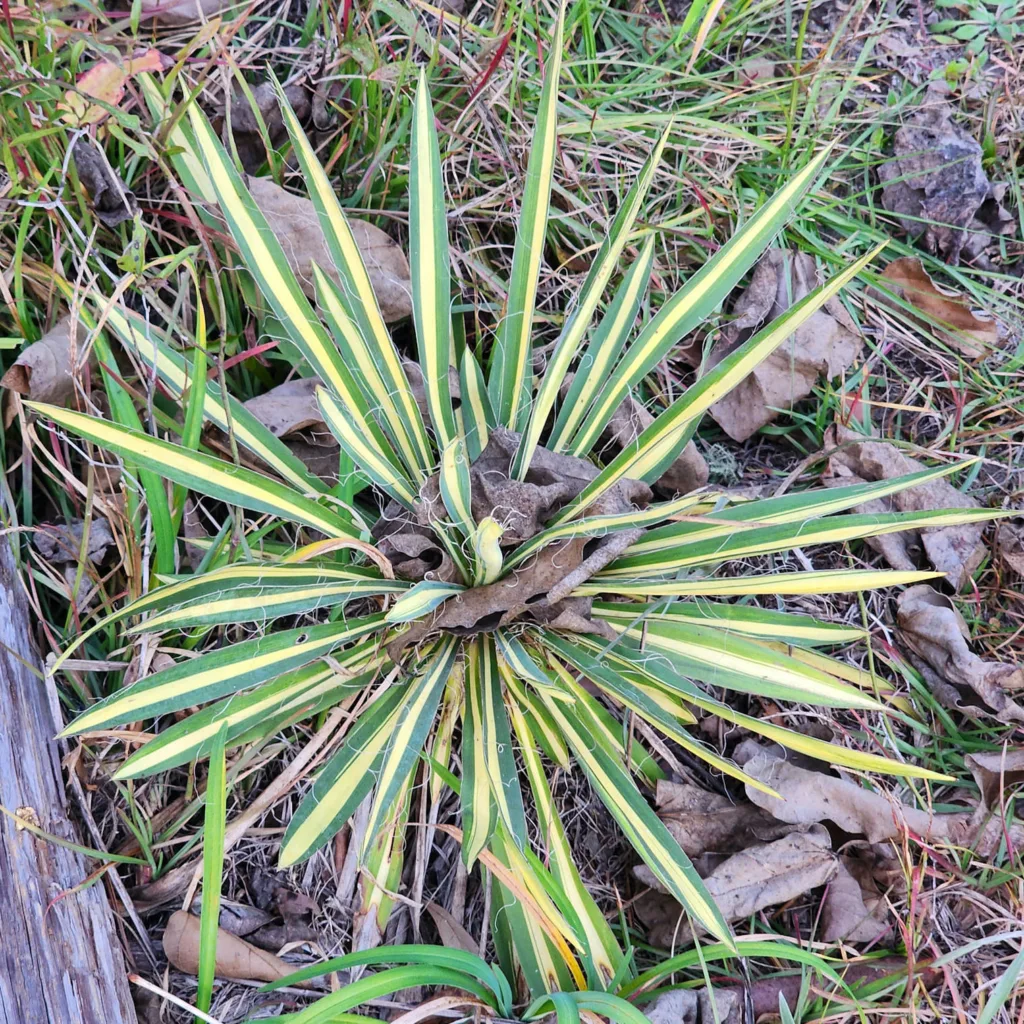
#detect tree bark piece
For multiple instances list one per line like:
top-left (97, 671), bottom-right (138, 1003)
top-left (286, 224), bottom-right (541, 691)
top-left (0, 538), bottom-right (137, 1024)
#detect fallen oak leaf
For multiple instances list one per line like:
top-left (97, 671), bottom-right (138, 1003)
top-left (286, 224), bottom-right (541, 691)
top-left (876, 257), bottom-right (998, 359)
top-left (964, 748), bottom-right (1024, 809)
top-left (162, 910), bottom-right (320, 987)
top-left (897, 585), bottom-right (1024, 724)
top-left (820, 850), bottom-right (895, 944)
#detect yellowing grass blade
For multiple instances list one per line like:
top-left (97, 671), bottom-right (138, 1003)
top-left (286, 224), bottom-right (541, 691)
top-left (601, 619), bottom-right (883, 709)
top-left (64, 618), bottom-right (382, 734)
top-left (487, 10), bottom-right (564, 431)
top-left (687, 693), bottom-right (953, 780)
top-left (568, 145), bottom-right (836, 456)
top-left (550, 236), bottom-right (656, 454)
top-left (552, 243), bottom-right (884, 524)
top-left (592, 600), bottom-right (866, 647)
top-left (31, 403), bottom-right (362, 540)
top-left (128, 573), bottom-right (404, 631)
top-left (385, 580), bottom-right (463, 623)
top-left (273, 80), bottom-right (433, 480)
top-left (605, 506), bottom-right (1014, 577)
top-left (92, 298), bottom-right (327, 495)
top-left (515, 127), bottom-right (671, 476)
top-left (472, 517), bottom-right (505, 586)
top-left (361, 639), bottom-right (460, 855)
top-left (504, 491), bottom-right (709, 572)
top-left (411, 68), bottom-right (458, 451)
top-left (279, 682), bottom-right (410, 866)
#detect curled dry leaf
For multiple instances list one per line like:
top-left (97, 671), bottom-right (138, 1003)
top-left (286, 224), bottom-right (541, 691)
top-left (736, 739), bottom-right (1024, 857)
top-left (897, 585), bottom-right (1024, 724)
top-left (243, 377), bottom-right (324, 438)
top-left (995, 523), bottom-right (1024, 577)
top-left (653, 779), bottom-right (792, 865)
top-left (162, 910), bottom-right (316, 987)
top-left (706, 249), bottom-right (862, 442)
top-left (32, 518), bottom-right (114, 567)
top-left (636, 825), bottom-right (837, 944)
top-left (645, 987), bottom-right (743, 1024)
top-left (187, 896), bottom-right (274, 937)
top-left (377, 428), bottom-right (650, 654)
top-left (71, 138), bottom-right (139, 229)
top-left (246, 176), bottom-right (413, 322)
top-left (877, 257), bottom-right (998, 358)
top-left (824, 424), bottom-right (985, 590)
top-left (877, 101), bottom-right (1004, 264)
top-left (424, 901), bottom-right (478, 954)
top-left (1, 316), bottom-right (90, 406)
top-left (820, 851), bottom-right (894, 944)
top-left (964, 748), bottom-right (1024, 809)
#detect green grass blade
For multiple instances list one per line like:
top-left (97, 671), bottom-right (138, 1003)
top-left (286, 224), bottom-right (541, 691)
top-left (460, 347), bottom-right (493, 460)
top-left (196, 721), bottom-right (228, 1018)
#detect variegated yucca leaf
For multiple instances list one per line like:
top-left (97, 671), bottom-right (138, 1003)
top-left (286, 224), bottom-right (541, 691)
top-left (487, 10), bottom-right (564, 432)
top-left (30, 403), bottom-right (363, 539)
top-left (48, 25), bottom-right (1008, 1002)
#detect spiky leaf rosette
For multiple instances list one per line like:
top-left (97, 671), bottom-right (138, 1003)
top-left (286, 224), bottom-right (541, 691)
top-left (41, 21), bottom-right (1006, 988)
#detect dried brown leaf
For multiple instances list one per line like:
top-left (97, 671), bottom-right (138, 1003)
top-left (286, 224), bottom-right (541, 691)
top-left (2, 316), bottom-right (89, 405)
top-left (645, 987), bottom-right (743, 1024)
top-left (162, 910), bottom-right (315, 986)
top-left (424, 902), bottom-right (478, 954)
top-left (71, 138), bottom-right (139, 228)
top-left (995, 523), bottom-right (1024, 577)
top-left (964, 748), bottom-right (1024, 808)
top-left (707, 250), bottom-right (862, 441)
top-left (219, 81), bottom-right (311, 174)
top-left (636, 825), bottom-right (837, 944)
top-left (878, 101), bottom-right (993, 263)
top-left (898, 585), bottom-right (1024, 723)
top-left (737, 740), bottom-right (1024, 857)
top-left (654, 779), bottom-right (791, 859)
top-left (824, 424), bottom-right (985, 590)
top-left (32, 517), bottom-right (114, 566)
top-left (247, 176), bottom-right (412, 322)
top-left (243, 377), bottom-right (324, 438)
top-left (878, 257), bottom-right (998, 358)
top-left (820, 854), bottom-right (892, 944)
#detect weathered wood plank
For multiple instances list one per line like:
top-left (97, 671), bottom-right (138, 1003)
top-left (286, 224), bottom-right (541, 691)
top-left (0, 537), bottom-right (137, 1024)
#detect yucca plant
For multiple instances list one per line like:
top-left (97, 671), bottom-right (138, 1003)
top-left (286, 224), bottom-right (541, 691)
top-left (38, 13), bottom-right (1005, 991)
